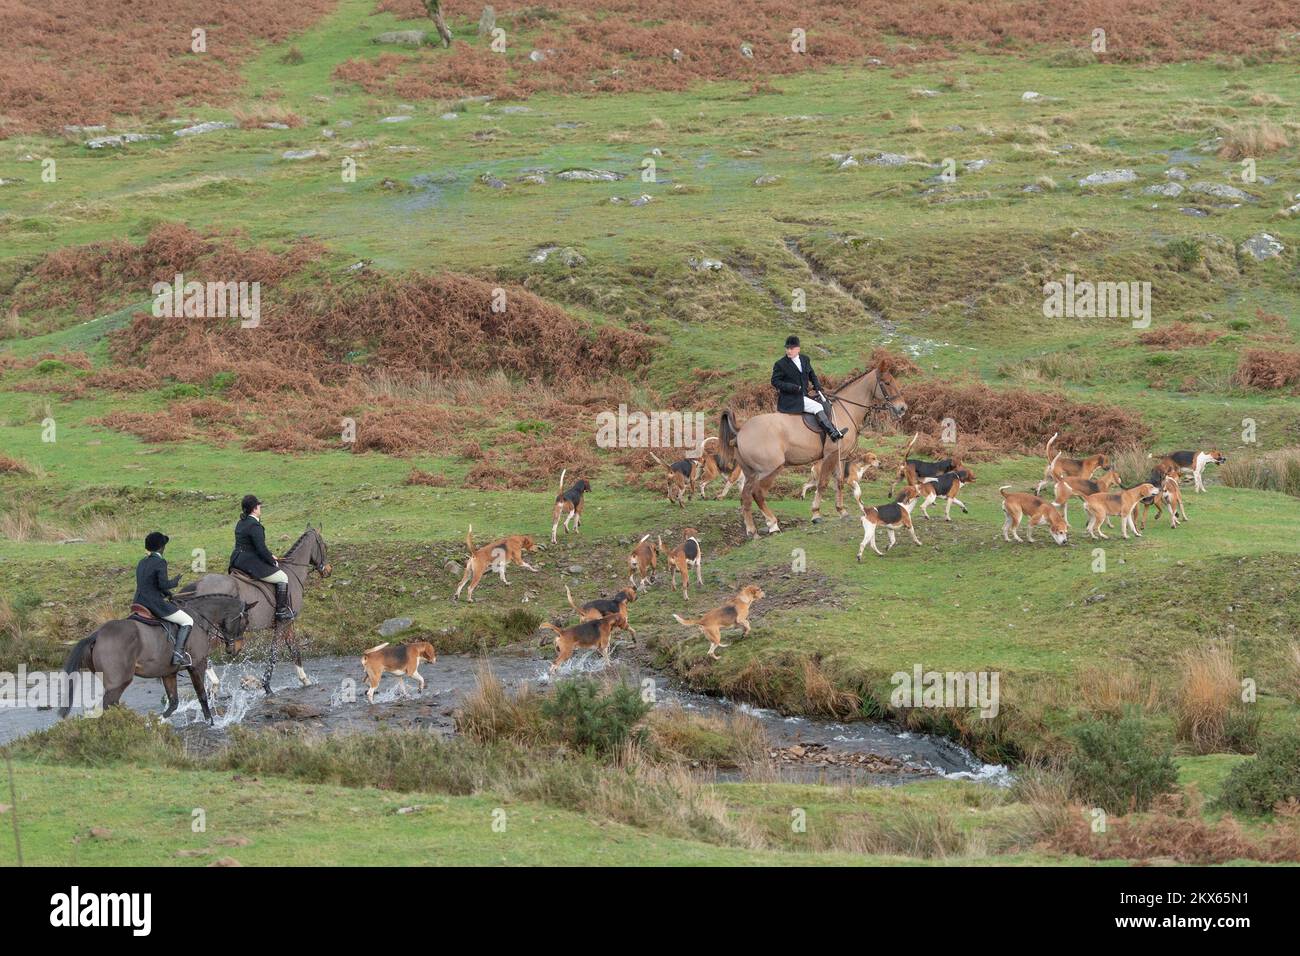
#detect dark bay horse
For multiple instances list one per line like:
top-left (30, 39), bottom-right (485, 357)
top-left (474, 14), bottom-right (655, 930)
top-left (59, 593), bottom-right (251, 723)
top-left (184, 526), bottom-right (331, 695)
top-left (718, 365), bottom-right (908, 536)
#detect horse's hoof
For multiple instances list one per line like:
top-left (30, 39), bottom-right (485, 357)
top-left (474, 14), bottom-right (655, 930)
top-left (810, 516), bottom-right (821, 524)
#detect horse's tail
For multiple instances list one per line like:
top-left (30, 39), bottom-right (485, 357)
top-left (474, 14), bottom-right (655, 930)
top-left (58, 635), bottom-right (96, 718)
top-left (718, 410), bottom-right (740, 472)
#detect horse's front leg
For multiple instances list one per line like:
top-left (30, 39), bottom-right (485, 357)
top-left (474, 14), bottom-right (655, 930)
top-left (833, 453), bottom-right (847, 517)
top-left (809, 458), bottom-right (829, 523)
top-left (161, 673), bottom-right (180, 718)
top-left (287, 627), bottom-right (311, 686)
top-left (188, 664), bottom-right (213, 724)
top-left (262, 630), bottom-right (277, 696)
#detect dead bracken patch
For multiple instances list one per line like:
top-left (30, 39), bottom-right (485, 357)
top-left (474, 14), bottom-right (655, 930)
top-left (902, 380), bottom-right (1150, 458)
top-left (1137, 322), bottom-right (1225, 349)
top-left (1234, 350), bottom-right (1300, 390)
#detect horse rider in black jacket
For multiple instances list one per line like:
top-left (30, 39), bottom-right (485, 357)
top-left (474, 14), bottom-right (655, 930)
top-left (771, 335), bottom-right (844, 441)
top-left (134, 531), bottom-right (193, 665)
top-left (229, 495), bottom-right (295, 622)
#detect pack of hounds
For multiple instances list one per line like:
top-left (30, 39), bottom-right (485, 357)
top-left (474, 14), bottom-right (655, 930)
top-left (363, 435), bottom-right (1225, 700)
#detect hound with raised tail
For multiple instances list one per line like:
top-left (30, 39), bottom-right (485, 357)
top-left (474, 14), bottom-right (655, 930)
top-left (565, 584), bottom-right (637, 641)
top-left (453, 526), bottom-right (539, 602)
top-left (1000, 486), bottom-right (1069, 544)
top-left (649, 452), bottom-right (693, 508)
top-left (918, 466), bottom-right (975, 521)
top-left (1035, 433), bottom-right (1110, 495)
top-left (1050, 469), bottom-right (1123, 525)
top-left (889, 433), bottom-right (961, 497)
top-left (627, 533), bottom-right (658, 590)
top-left (1149, 449), bottom-right (1226, 493)
top-left (541, 613), bottom-right (621, 674)
top-left (858, 486), bottom-right (922, 559)
top-left (659, 528), bottom-right (703, 600)
top-left (802, 450), bottom-right (880, 510)
top-left (1082, 483), bottom-right (1160, 540)
top-left (694, 438), bottom-right (746, 499)
top-left (551, 469), bottom-right (592, 543)
top-left (361, 641), bottom-right (437, 704)
top-left (673, 585), bottom-right (764, 660)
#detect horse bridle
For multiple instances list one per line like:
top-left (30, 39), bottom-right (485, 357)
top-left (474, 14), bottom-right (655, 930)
top-left (185, 600), bottom-right (246, 654)
top-left (827, 373), bottom-right (904, 415)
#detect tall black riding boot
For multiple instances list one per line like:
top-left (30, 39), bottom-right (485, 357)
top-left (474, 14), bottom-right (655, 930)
top-left (815, 409), bottom-right (844, 441)
top-left (171, 624), bottom-right (192, 667)
top-left (274, 582), bottom-right (296, 621)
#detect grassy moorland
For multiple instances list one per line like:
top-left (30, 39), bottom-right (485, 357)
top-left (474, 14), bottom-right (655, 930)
top-left (2, 0), bottom-right (1300, 864)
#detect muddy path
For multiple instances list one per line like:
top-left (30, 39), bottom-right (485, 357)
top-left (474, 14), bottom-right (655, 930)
top-left (0, 645), bottom-right (1007, 787)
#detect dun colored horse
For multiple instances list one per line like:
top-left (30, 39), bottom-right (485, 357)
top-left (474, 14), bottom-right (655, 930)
top-left (718, 365), bottom-right (907, 537)
top-left (59, 593), bottom-right (251, 723)
top-left (183, 526), bottom-right (331, 695)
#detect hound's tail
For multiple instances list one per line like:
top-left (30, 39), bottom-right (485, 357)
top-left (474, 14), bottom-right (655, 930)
top-left (900, 431), bottom-right (919, 462)
top-left (465, 524), bottom-right (475, 555)
top-left (558, 468), bottom-right (567, 493)
top-left (657, 535), bottom-right (667, 555)
top-left (672, 613), bottom-right (700, 627)
top-left (718, 410), bottom-right (740, 472)
top-left (1048, 451), bottom-right (1062, 477)
top-left (648, 451), bottom-right (669, 470)
top-left (363, 642), bottom-right (389, 656)
top-left (999, 484), bottom-right (1013, 498)
top-left (564, 585), bottom-right (580, 612)
top-left (58, 635), bottom-right (96, 718)
top-left (1045, 431), bottom-right (1059, 459)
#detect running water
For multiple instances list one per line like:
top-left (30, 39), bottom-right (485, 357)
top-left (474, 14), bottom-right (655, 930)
top-left (0, 650), bottom-right (1009, 786)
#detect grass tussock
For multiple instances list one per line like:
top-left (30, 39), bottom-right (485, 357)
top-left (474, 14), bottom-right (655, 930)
top-left (1219, 449), bottom-right (1300, 497)
top-left (1174, 645), bottom-right (1259, 754)
top-left (1076, 664), bottom-right (1160, 718)
top-left (1216, 120), bottom-right (1290, 160)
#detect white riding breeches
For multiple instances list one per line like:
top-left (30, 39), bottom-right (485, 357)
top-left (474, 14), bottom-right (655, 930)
top-left (261, 570), bottom-right (289, 585)
top-left (803, 396), bottom-right (825, 414)
top-left (163, 609), bottom-right (194, 627)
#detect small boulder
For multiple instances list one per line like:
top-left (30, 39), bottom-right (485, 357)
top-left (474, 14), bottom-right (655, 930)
top-left (1078, 169), bottom-right (1137, 187)
top-left (378, 617), bottom-right (414, 638)
top-left (373, 31), bottom-right (428, 47)
top-left (1239, 233), bottom-right (1285, 260)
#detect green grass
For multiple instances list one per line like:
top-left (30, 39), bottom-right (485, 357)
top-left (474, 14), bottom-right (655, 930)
top-left (2, 0), bottom-right (1300, 865)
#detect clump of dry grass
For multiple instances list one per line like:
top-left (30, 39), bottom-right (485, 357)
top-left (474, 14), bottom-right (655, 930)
top-left (1219, 449), bottom-right (1300, 497)
top-left (0, 454), bottom-right (35, 475)
top-left (454, 662), bottom-right (546, 745)
top-left (1234, 350), bottom-right (1300, 390)
top-left (1174, 645), bottom-right (1252, 754)
top-left (1077, 663), bottom-right (1160, 718)
top-left (1217, 119), bottom-right (1290, 159)
top-left (645, 705), bottom-right (769, 770)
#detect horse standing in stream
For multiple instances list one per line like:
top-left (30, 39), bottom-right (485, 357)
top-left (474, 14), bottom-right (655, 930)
top-left (59, 593), bottom-right (252, 723)
top-left (183, 526), bottom-right (331, 695)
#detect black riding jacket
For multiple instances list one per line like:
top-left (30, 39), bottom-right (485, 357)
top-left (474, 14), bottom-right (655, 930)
top-left (133, 552), bottom-right (181, 618)
top-left (229, 514), bottom-right (278, 578)
top-left (771, 354), bottom-right (823, 414)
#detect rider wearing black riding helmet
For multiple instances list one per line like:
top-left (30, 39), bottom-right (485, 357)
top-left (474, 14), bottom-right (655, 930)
top-left (229, 495), bottom-right (294, 623)
top-left (771, 335), bottom-right (844, 441)
top-left (134, 531), bottom-right (192, 665)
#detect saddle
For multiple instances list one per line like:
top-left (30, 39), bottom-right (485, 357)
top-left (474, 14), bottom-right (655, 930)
top-left (229, 567), bottom-right (276, 599)
top-left (129, 604), bottom-right (176, 638)
top-left (800, 413), bottom-right (823, 435)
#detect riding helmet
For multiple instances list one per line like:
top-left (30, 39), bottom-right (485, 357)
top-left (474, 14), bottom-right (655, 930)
top-left (144, 531), bottom-right (169, 553)
top-left (241, 494), bottom-right (262, 515)
top-left (785, 335), bottom-right (800, 348)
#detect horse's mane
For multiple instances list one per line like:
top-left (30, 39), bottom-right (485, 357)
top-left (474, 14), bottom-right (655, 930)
top-left (829, 365), bottom-right (886, 394)
top-left (176, 592), bottom-right (242, 614)
top-left (282, 527), bottom-right (317, 561)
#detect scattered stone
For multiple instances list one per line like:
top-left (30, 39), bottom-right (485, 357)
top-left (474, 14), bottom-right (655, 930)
top-left (477, 6), bottom-right (496, 36)
top-left (1021, 91), bottom-right (1044, 101)
top-left (687, 257), bottom-right (724, 271)
top-left (556, 168), bottom-right (624, 181)
top-left (753, 174), bottom-right (781, 186)
top-left (173, 121), bottom-right (236, 138)
top-left (378, 617), bottom-right (414, 637)
top-left (516, 173), bottom-right (545, 184)
top-left (837, 156), bottom-right (859, 170)
top-left (530, 246), bottom-right (585, 266)
top-left (281, 149), bottom-right (324, 161)
top-left (913, 88), bottom-right (940, 98)
top-left (373, 30), bottom-right (427, 47)
top-left (1143, 182), bottom-right (1184, 197)
top-left (1180, 207), bottom-right (1210, 217)
top-left (528, 50), bottom-right (545, 62)
top-left (478, 174), bottom-right (507, 189)
top-left (740, 43), bottom-right (753, 58)
top-left (671, 48), bottom-right (683, 63)
top-left (1189, 181), bottom-right (1255, 202)
top-left (262, 122), bottom-right (290, 130)
top-left (337, 120), bottom-right (354, 129)
top-left (554, 121), bottom-right (583, 129)
top-left (1239, 233), bottom-right (1285, 260)
top-left (1166, 166), bottom-right (1189, 181)
top-left (86, 133), bottom-right (159, 149)
top-left (379, 115), bottom-right (412, 123)
top-left (440, 112), bottom-right (459, 120)
top-left (629, 194), bottom-right (652, 206)
top-left (1084, 593), bottom-right (1107, 604)
top-left (863, 151), bottom-right (910, 166)
top-left (963, 159), bottom-right (991, 172)
top-left (396, 806), bottom-right (423, 815)
top-left (444, 560), bottom-right (463, 576)
top-left (567, 565), bottom-right (584, 575)
top-left (499, 105), bottom-right (532, 114)
top-left (321, 128), bottom-right (335, 138)
top-left (1078, 168), bottom-right (1137, 187)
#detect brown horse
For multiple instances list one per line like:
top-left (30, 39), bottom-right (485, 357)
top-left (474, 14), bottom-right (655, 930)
top-left (718, 365), bottom-right (907, 537)
top-left (183, 526), bottom-right (331, 695)
top-left (58, 593), bottom-right (251, 723)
